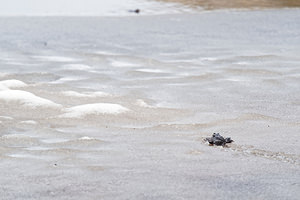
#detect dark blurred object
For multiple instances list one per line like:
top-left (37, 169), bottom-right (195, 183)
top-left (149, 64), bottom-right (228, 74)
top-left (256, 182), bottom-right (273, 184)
top-left (129, 9), bottom-right (140, 14)
top-left (205, 133), bottom-right (234, 147)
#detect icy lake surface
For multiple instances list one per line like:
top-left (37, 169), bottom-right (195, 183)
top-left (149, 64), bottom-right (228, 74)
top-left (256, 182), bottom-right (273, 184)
top-left (0, 4), bottom-right (300, 200)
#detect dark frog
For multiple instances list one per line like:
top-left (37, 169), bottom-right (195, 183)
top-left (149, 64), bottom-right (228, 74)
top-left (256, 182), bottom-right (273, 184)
top-left (205, 133), bottom-right (233, 147)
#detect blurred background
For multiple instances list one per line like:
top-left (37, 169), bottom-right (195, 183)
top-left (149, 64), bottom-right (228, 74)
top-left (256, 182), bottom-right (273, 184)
top-left (1, 0), bottom-right (300, 16)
